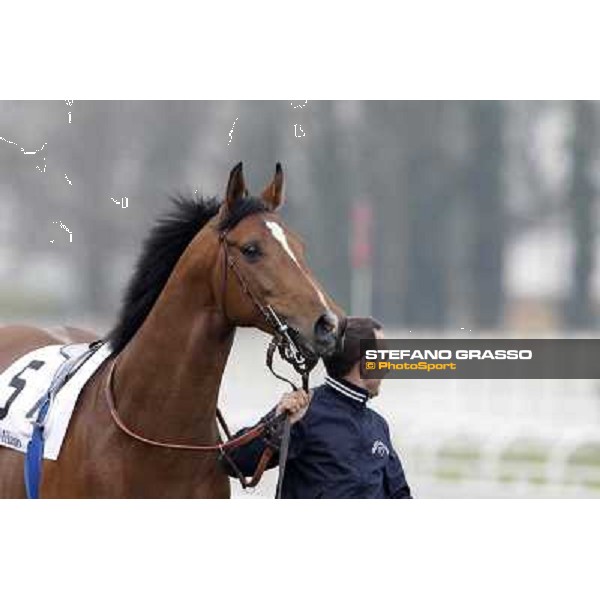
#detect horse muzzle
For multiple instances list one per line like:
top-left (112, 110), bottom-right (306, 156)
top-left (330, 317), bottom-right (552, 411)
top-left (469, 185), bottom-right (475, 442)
top-left (312, 310), bottom-right (341, 357)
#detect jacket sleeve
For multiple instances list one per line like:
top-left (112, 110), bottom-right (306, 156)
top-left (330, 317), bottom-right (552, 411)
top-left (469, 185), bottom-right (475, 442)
top-left (385, 447), bottom-right (412, 498)
top-left (382, 421), bottom-right (412, 499)
top-left (219, 407), bottom-right (280, 478)
top-left (219, 407), bottom-right (306, 479)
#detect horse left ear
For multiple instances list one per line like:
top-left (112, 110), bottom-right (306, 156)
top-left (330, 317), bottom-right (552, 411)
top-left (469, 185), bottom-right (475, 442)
top-left (225, 162), bottom-right (247, 210)
top-left (261, 163), bottom-right (285, 210)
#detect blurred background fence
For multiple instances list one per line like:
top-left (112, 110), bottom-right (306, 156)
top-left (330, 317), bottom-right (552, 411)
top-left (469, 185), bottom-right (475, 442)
top-left (1, 101), bottom-right (599, 497)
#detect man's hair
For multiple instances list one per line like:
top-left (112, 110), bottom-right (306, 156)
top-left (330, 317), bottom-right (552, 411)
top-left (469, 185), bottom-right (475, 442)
top-left (323, 316), bottom-right (382, 379)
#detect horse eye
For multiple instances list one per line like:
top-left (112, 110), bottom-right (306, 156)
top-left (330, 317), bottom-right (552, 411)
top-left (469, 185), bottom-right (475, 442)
top-left (240, 242), bottom-right (262, 261)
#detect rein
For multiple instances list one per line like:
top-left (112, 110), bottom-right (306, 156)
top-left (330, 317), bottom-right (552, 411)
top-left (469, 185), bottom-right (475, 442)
top-left (104, 226), bottom-right (316, 496)
top-left (104, 358), bottom-right (286, 453)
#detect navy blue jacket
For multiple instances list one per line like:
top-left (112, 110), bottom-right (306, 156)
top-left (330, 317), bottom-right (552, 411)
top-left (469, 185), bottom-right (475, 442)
top-left (221, 375), bottom-right (412, 499)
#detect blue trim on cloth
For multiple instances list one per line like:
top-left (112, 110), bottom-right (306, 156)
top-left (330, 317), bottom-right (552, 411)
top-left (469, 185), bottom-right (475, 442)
top-left (24, 395), bottom-right (51, 499)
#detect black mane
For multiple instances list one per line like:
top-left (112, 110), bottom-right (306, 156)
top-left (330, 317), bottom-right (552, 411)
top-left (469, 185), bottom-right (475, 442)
top-left (107, 194), bottom-right (269, 355)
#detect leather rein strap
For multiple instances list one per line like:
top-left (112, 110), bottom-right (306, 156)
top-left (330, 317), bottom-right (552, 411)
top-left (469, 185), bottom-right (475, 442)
top-left (104, 226), bottom-right (314, 495)
top-left (104, 358), bottom-right (283, 453)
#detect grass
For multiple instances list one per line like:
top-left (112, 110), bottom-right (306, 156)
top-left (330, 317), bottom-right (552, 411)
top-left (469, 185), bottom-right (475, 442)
top-left (437, 436), bottom-right (482, 463)
top-left (500, 439), bottom-right (549, 464)
top-left (411, 437), bottom-right (600, 494)
top-left (567, 443), bottom-right (600, 467)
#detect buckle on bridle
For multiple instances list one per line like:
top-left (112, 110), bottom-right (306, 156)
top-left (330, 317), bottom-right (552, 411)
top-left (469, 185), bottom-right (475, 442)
top-left (268, 309), bottom-right (289, 335)
top-left (265, 306), bottom-right (310, 370)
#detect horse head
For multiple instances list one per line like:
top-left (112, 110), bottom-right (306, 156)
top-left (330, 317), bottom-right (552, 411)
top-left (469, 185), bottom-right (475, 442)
top-left (212, 162), bottom-right (346, 359)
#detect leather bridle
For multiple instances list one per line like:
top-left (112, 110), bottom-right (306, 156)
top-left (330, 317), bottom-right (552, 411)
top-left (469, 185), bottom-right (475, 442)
top-left (218, 228), bottom-right (317, 389)
top-left (104, 222), bottom-right (319, 496)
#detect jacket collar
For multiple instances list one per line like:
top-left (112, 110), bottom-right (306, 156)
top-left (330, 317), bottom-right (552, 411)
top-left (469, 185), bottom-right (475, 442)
top-left (325, 375), bottom-right (369, 405)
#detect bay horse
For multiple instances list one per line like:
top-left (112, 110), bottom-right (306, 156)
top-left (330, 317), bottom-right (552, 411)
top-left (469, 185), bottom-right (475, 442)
top-left (0, 162), bottom-right (345, 498)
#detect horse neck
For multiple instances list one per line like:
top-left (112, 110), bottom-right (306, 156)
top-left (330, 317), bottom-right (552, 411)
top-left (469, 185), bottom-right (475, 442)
top-left (110, 232), bottom-right (234, 444)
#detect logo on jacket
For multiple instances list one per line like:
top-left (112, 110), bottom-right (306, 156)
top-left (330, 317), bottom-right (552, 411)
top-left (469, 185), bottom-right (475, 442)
top-left (371, 440), bottom-right (390, 458)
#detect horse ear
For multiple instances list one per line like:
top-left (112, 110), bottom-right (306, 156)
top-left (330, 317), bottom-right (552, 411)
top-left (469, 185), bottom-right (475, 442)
top-left (261, 163), bottom-right (285, 210)
top-left (225, 162), bottom-right (247, 209)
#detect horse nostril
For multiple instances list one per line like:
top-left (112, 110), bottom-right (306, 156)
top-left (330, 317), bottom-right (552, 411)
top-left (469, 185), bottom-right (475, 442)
top-left (314, 311), bottom-right (338, 342)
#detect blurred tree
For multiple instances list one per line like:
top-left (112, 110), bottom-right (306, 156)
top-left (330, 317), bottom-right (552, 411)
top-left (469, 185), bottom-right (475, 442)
top-left (564, 101), bottom-right (597, 328)
top-left (306, 102), bottom-right (352, 310)
top-left (366, 102), bottom-right (411, 326)
top-left (463, 101), bottom-right (506, 328)
top-left (403, 101), bottom-right (451, 328)
top-left (50, 101), bottom-right (208, 319)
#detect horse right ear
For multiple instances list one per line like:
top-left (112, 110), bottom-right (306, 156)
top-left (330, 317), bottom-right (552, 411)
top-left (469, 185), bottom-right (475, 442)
top-left (260, 162), bottom-right (284, 210)
top-left (225, 162), bottom-right (247, 210)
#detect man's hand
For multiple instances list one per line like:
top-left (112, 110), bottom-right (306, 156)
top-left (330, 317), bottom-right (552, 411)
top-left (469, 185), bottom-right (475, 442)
top-left (275, 390), bottom-right (312, 424)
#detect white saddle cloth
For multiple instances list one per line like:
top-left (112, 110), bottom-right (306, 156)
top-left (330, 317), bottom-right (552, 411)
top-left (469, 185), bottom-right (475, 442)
top-left (0, 342), bottom-right (113, 459)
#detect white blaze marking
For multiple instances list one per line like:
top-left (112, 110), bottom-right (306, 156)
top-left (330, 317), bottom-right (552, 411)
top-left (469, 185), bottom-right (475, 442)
top-left (265, 221), bottom-right (299, 265)
top-left (265, 220), bottom-right (330, 310)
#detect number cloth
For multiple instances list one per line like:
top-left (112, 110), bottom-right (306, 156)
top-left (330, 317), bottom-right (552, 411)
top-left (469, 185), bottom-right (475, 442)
top-left (0, 342), bottom-right (112, 459)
